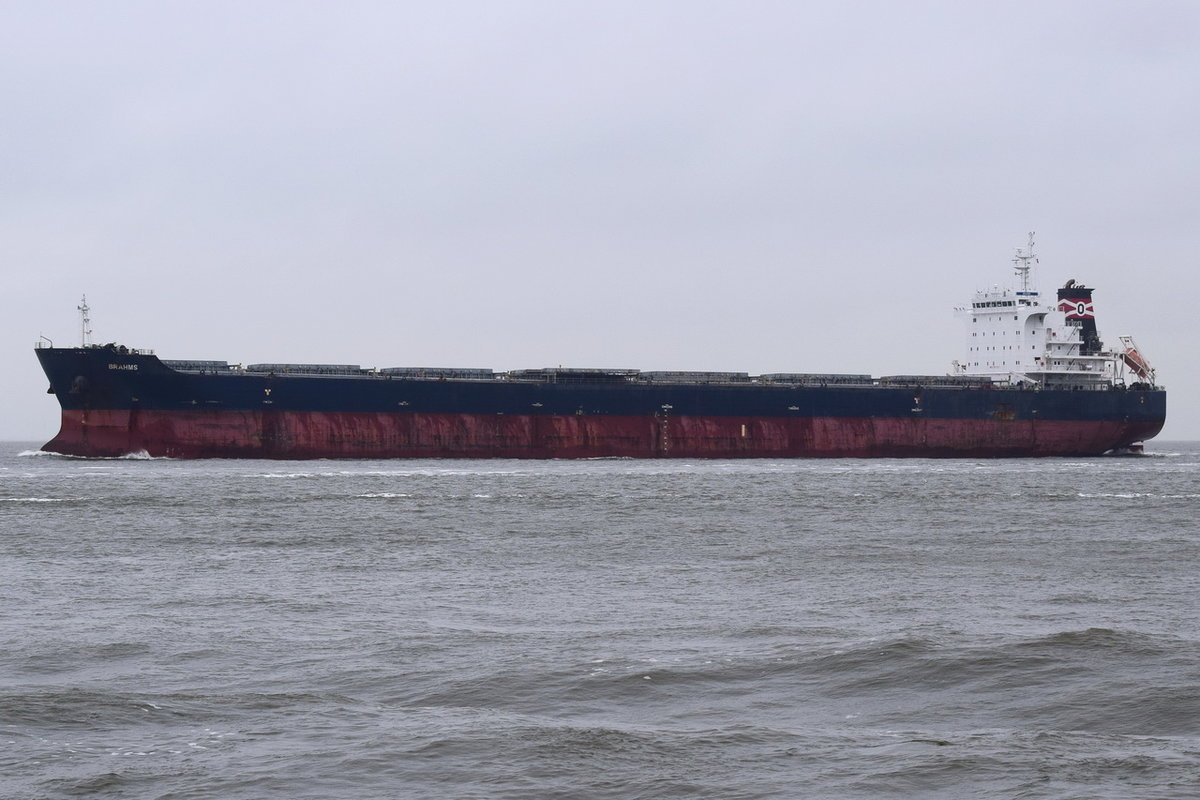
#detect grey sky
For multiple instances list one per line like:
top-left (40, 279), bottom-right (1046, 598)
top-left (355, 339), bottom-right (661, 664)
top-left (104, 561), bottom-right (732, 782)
top-left (4, 1), bottom-right (1197, 441)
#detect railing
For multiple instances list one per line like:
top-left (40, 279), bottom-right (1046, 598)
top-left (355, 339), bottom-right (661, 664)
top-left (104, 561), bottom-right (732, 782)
top-left (32, 340), bottom-right (155, 355)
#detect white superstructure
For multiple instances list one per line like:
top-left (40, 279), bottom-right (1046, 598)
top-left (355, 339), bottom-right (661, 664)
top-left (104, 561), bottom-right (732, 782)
top-left (953, 234), bottom-right (1156, 389)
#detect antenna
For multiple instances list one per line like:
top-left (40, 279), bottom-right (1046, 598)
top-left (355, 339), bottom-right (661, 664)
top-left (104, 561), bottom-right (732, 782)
top-left (1012, 232), bottom-right (1036, 292)
top-left (77, 295), bottom-right (93, 347)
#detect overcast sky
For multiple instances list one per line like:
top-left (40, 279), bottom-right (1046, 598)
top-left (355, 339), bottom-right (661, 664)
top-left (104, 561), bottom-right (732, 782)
top-left (3, 1), bottom-right (1197, 442)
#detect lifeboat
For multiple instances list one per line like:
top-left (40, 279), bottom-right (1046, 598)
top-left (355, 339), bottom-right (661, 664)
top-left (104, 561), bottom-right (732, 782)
top-left (1118, 335), bottom-right (1155, 382)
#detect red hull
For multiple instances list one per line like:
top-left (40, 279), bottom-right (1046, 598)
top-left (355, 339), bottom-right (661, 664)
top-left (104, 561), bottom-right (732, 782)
top-left (43, 409), bottom-right (1161, 459)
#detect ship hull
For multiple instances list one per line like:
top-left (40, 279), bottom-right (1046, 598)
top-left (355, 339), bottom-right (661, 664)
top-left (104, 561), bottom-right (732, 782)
top-left (36, 347), bottom-right (1166, 459)
top-left (42, 407), bottom-right (1163, 459)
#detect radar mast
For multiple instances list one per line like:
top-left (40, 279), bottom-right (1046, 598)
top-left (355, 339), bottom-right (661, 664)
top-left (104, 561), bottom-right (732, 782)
top-left (1012, 232), bottom-right (1036, 292)
top-left (77, 295), bottom-right (92, 347)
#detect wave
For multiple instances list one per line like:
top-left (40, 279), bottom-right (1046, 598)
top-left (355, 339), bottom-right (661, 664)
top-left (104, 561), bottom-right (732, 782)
top-left (0, 497), bottom-right (75, 503)
top-left (387, 627), bottom-right (1200, 739)
top-left (253, 468), bottom-right (525, 479)
top-left (1077, 491), bottom-right (1200, 499)
top-left (254, 472), bottom-right (322, 479)
top-left (18, 448), bottom-right (170, 461)
top-left (117, 450), bottom-right (162, 460)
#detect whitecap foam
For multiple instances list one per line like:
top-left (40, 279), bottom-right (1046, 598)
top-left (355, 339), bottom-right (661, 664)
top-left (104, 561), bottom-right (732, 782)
top-left (1, 497), bottom-right (70, 502)
top-left (1078, 491), bottom-right (1200, 499)
top-left (18, 448), bottom-right (170, 461)
top-left (116, 450), bottom-right (161, 460)
top-left (255, 472), bottom-right (321, 479)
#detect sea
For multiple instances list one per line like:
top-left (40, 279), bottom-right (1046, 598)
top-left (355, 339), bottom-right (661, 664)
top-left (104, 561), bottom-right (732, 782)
top-left (2, 442), bottom-right (1198, 800)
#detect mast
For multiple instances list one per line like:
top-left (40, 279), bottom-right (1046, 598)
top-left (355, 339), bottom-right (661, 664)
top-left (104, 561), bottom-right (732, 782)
top-left (77, 295), bottom-right (92, 347)
top-left (1012, 231), bottom-right (1036, 292)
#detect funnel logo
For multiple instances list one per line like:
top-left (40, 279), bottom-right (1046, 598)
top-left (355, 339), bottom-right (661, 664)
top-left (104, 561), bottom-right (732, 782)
top-left (1058, 298), bottom-right (1094, 319)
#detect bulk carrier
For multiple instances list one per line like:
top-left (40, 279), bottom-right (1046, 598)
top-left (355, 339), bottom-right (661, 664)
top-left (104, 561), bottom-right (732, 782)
top-left (35, 238), bottom-right (1164, 459)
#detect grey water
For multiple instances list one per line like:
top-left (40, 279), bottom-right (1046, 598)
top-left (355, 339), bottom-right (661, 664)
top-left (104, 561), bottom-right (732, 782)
top-left (2, 442), bottom-right (1198, 799)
